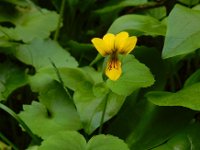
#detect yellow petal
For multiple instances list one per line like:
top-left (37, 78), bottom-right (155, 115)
top-left (119, 36), bottom-right (137, 54)
top-left (114, 31), bottom-right (129, 52)
top-left (105, 57), bottom-right (122, 81)
top-left (103, 33), bottom-right (115, 53)
top-left (91, 38), bottom-right (109, 56)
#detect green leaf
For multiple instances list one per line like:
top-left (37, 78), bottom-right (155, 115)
top-left (29, 66), bottom-right (127, 134)
top-left (146, 83), bottom-right (200, 111)
top-left (95, 0), bottom-right (147, 14)
top-left (38, 131), bottom-right (86, 150)
top-left (26, 145), bottom-right (39, 150)
top-left (106, 55), bottom-right (155, 96)
top-left (108, 14), bottom-right (166, 36)
top-left (133, 46), bottom-right (167, 90)
top-left (81, 67), bottom-right (103, 84)
top-left (55, 67), bottom-right (125, 134)
top-left (18, 81), bottom-right (82, 139)
top-left (162, 4), bottom-right (200, 58)
top-left (193, 4), bottom-right (200, 10)
top-left (74, 89), bottom-right (125, 134)
top-left (87, 134), bottom-right (129, 150)
top-left (59, 67), bottom-right (94, 91)
top-left (107, 93), bottom-right (195, 150)
top-left (179, 0), bottom-right (200, 6)
top-left (0, 62), bottom-right (28, 100)
top-left (184, 69), bottom-right (200, 87)
top-left (38, 131), bottom-right (129, 150)
top-left (0, 7), bottom-right (59, 42)
top-left (28, 67), bottom-right (91, 93)
top-left (28, 68), bottom-right (56, 92)
top-left (145, 6), bottom-right (166, 20)
top-left (15, 39), bottom-right (78, 71)
top-left (0, 141), bottom-right (11, 150)
top-left (152, 122), bottom-right (200, 150)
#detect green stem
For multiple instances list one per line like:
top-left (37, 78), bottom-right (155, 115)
top-left (54, 0), bottom-right (66, 41)
top-left (0, 132), bottom-right (19, 150)
top-left (126, 0), bottom-right (167, 13)
top-left (98, 94), bottom-right (109, 134)
top-left (0, 103), bottom-right (40, 144)
top-left (49, 58), bottom-right (72, 99)
top-left (89, 54), bottom-right (102, 66)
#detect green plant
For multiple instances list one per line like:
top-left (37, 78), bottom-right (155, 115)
top-left (0, 0), bottom-right (200, 149)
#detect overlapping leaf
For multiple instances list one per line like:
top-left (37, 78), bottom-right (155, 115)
top-left (38, 131), bottom-right (129, 150)
top-left (56, 67), bottom-right (126, 134)
top-left (107, 94), bottom-right (195, 150)
top-left (106, 55), bottom-right (155, 96)
top-left (162, 4), bottom-right (200, 58)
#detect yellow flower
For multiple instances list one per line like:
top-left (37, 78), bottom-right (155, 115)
top-left (91, 31), bottom-right (137, 81)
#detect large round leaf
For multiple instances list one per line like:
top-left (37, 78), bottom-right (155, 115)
top-left (18, 81), bottom-right (82, 139)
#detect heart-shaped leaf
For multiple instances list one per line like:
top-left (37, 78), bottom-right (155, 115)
top-left (18, 81), bottom-right (82, 139)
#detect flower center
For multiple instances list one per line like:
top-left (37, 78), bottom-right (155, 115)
top-left (108, 54), bottom-right (118, 70)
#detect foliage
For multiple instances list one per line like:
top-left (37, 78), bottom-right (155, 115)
top-left (0, 0), bottom-right (200, 149)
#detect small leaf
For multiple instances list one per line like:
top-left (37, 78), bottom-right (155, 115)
top-left (87, 134), bottom-right (129, 150)
top-left (18, 81), bottom-right (82, 139)
top-left (162, 4), bottom-right (200, 58)
top-left (16, 39), bottom-right (78, 70)
top-left (38, 131), bottom-right (86, 150)
top-left (106, 55), bottom-right (155, 96)
top-left (147, 83), bottom-right (200, 111)
top-left (108, 14), bottom-right (166, 36)
top-left (0, 62), bottom-right (28, 100)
